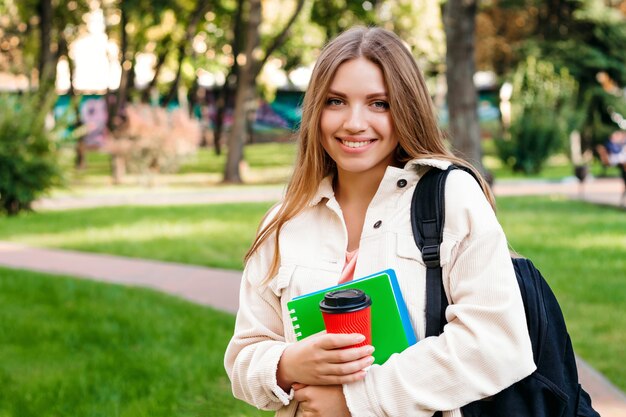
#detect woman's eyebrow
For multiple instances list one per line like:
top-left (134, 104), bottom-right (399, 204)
top-left (327, 89), bottom-right (388, 99)
top-left (327, 89), bottom-right (346, 97)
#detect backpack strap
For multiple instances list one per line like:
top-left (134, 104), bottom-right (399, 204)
top-left (411, 164), bottom-right (479, 337)
top-left (410, 165), bottom-right (453, 337)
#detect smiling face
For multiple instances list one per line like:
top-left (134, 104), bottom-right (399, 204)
top-left (320, 57), bottom-right (397, 183)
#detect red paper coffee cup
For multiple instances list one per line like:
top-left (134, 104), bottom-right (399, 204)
top-left (319, 289), bottom-right (372, 349)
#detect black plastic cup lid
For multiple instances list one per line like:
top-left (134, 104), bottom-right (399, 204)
top-left (319, 288), bottom-right (372, 313)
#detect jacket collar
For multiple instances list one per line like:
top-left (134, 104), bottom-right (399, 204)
top-left (403, 158), bottom-right (452, 172)
top-left (308, 176), bottom-right (335, 207)
top-left (307, 158), bottom-right (453, 207)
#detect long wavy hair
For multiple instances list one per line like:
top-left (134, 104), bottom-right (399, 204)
top-left (245, 26), bottom-right (494, 282)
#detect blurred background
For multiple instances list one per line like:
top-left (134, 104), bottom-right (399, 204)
top-left (2, 0), bottom-right (626, 194)
top-left (0, 1), bottom-right (625, 416)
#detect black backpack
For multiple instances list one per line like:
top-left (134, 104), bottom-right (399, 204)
top-left (410, 165), bottom-right (601, 417)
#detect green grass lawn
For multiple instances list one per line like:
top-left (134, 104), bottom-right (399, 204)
top-left (62, 142), bottom-right (297, 184)
top-left (0, 197), bottom-right (625, 395)
top-left (496, 196), bottom-right (626, 390)
top-left (0, 202), bottom-right (275, 270)
top-left (0, 267), bottom-right (271, 417)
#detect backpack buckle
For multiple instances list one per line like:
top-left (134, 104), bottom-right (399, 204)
top-left (422, 245), bottom-right (440, 267)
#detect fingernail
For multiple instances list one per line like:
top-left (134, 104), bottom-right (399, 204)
top-left (366, 345), bottom-right (375, 354)
top-left (356, 334), bottom-right (366, 342)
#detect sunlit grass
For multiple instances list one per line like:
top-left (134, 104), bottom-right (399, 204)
top-left (61, 142), bottom-right (297, 183)
top-left (0, 267), bottom-right (271, 417)
top-left (0, 203), bottom-right (275, 270)
top-left (20, 220), bottom-right (245, 246)
top-left (496, 196), bottom-right (626, 390)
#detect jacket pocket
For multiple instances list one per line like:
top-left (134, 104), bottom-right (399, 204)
top-left (268, 264), bottom-right (296, 297)
top-left (270, 262), bottom-right (340, 299)
top-left (396, 233), bottom-right (425, 265)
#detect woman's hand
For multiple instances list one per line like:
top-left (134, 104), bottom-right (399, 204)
top-left (277, 332), bottom-right (374, 390)
top-left (293, 384), bottom-right (351, 417)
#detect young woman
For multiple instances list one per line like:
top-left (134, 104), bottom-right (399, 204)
top-left (224, 26), bottom-right (535, 417)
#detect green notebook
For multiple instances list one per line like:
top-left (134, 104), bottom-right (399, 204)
top-left (287, 269), bottom-right (416, 365)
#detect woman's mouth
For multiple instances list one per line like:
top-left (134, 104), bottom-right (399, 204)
top-left (338, 138), bottom-right (375, 148)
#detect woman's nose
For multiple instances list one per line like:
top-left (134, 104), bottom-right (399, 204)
top-left (343, 106), bottom-right (367, 132)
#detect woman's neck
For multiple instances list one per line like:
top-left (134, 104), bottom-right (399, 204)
top-left (334, 167), bottom-right (386, 208)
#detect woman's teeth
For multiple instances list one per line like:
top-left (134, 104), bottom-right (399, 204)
top-left (341, 139), bottom-right (373, 148)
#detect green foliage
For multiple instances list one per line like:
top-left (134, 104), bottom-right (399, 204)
top-left (529, 0), bottom-right (626, 149)
top-left (0, 93), bottom-right (63, 216)
top-left (495, 57), bottom-right (578, 174)
top-left (310, 0), bottom-right (379, 40)
top-left (579, 85), bottom-right (626, 148)
top-left (487, 0), bottom-right (626, 154)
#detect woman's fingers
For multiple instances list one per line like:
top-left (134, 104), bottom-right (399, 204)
top-left (324, 354), bottom-right (374, 376)
top-left (281, 333), bottom-right (375, 386)
top-left (326, 343), bottom-right (375, 363)
top-left (316, 332), bottom-right (366, 349)
top-left (323, 369), bottom-right (368, 385)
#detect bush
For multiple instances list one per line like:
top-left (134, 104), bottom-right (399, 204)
top-left (0, 92), bottom-right (63, 215)
top-left (105, 104), bottom-right (202, 184)
top-left (496, 57), bottom-right (578, 174)
top-left (496, 110), bottom-right (567, 174)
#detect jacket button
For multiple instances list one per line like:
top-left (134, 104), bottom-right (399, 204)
top-left (397, 179), bottom-right (407, 188)
top-left (373, 220), bottom-right (382, 229)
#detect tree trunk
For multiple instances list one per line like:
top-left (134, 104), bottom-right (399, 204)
top-left (444, 0), bottom-right (484, 173)
top-left (37, 0), bottom-right (55, 89)
top-left (164, 46), bottom-right (186, 107)
top-left (108, 4), bottom-right (129, 131)
top-left (58, 35), bottom-right (84, 169)
top-left (224, 0), bottom-right (261, 183)
top-left (108, 4), bottom-right (133, 183)
top-left (213, 82), bottom-right (230, 155)
top-left (222, 0), bottom-right (305, 182)
top-left (141, 46), bottom-right (169, 103)
top-left (214, 0), bottom-right (245, 155)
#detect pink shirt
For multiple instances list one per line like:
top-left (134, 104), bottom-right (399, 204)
top-left (339, 249), bottom-right (359, 283)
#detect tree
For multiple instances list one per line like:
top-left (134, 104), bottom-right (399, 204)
top-left (537, 0), bottom-right (626, 150)
top-left (163, 0), bottom-right (213, 107)
top-left (223, 0), bottom-right (305, 183)
top-left (212, 0), bottom-right (245, 156)
top-left (475, 2), bottom-right (535, 76)
top-left (36, 0), bottom-right (54, 86)
top-left (310, 0), bottom-right (379, 40)
top-left (443, 0), bottom-right (484, 173)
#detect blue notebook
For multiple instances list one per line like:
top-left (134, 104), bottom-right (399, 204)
top-left (287, 269), bottom-right (416, 365)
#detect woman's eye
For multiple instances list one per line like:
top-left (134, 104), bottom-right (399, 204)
top-left (372, 101), bottom-right (390, 109)
top-left (326, 98), bottom-right (343, 106)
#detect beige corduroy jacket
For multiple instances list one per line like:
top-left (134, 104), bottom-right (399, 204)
top-left (224, 158), bottom-right (536, 417)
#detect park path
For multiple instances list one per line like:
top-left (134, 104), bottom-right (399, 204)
top-left (1, 176), bottom-right (625, 416)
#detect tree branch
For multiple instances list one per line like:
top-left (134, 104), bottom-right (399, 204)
top-left (253, 0), bottom-right (306, 76)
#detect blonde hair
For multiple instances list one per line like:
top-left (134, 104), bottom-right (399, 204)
top-left (245, 26), bottom-right (494, 281)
